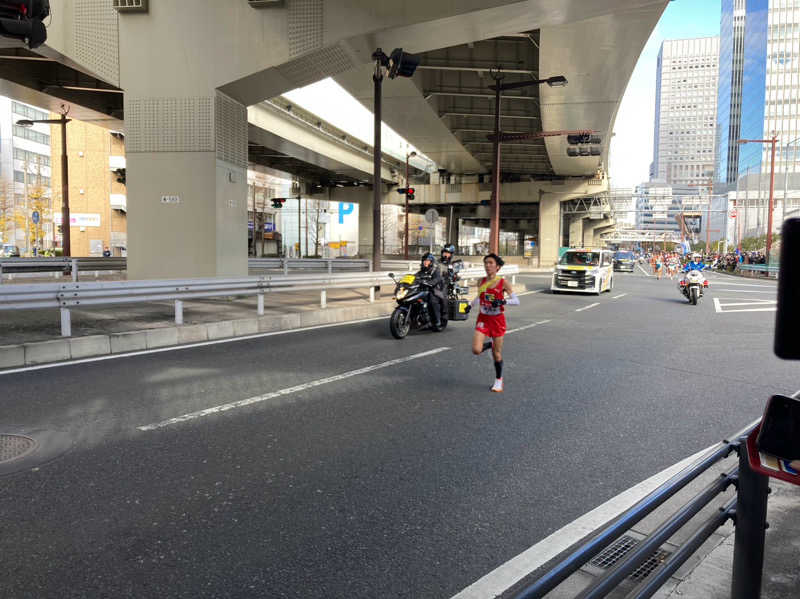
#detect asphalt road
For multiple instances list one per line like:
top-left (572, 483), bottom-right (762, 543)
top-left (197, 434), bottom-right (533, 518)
top-left (0, 268), bottom-right (795, 598)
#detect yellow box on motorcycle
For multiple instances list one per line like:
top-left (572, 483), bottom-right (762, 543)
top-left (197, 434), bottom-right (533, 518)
top-left (448, 299), bottom-right (470, 321)
top-left (399, 274), bottom-right (415, 284)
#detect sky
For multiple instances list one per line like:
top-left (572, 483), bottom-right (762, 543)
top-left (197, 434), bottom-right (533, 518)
top-left (608, 0), bottom-right (722, 190)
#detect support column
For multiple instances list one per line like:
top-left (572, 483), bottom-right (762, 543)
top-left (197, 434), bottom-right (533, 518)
top-left (569, 215), bottom-right (588, 248)
top-left (585, 218), bottom-right (614, 247)
top-left (538, 193), bottom-right (561, 267)
top-left (358, 190), bottom-right (375, 260)
top-left (125, 92), bottom-right (248, 280)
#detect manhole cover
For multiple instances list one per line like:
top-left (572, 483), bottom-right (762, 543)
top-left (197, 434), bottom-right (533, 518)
top-left (589, 534), bottom-right (671, 582)
top-left (0, 434), bottom-right (38, 464)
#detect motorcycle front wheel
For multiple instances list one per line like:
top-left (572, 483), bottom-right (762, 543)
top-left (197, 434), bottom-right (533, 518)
top-left (390, 307), bottom-right (411, 339)
top-left (690, 286), bottom-right (699, 305)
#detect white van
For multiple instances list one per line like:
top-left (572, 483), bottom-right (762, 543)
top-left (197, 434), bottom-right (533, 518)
top-left (551, 248), bottom-right (614, 295)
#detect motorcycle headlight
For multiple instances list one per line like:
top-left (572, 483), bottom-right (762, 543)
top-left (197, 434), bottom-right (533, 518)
top-left (396, 288), bottom-right (408, 299)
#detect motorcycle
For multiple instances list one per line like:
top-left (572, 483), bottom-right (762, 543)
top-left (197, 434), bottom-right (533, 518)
top-left (678, 269), bottom-right (708, 305)
top-left (388, 260), bottom-right (468, 339)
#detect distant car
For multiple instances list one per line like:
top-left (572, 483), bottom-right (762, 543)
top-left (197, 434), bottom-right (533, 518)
top-left (613, 251), bottom-right (636, 272)
top-left (1, 244), bottom-right (20, 257)
top-left (551, 248), bottom-right (614, 295)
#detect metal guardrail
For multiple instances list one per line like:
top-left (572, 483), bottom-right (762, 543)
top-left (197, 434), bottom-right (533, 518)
top-left (513, 420), bottom-right (768, 599)
top-left (0, 272), bottom-right (394, 337)
top-left (0, 257), bottom-right (128, 282)
top-left (737, 264), bottom-right (779, 274)
top-left (248, 258), bottom-right (372, 273)
top-left (0, 265), bottom-right (520, 337)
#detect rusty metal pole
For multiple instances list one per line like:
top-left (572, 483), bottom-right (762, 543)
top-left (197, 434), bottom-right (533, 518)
top-left (404, 154), bottom-right (409, 259)
top-left (60, 113), bottom-right (71, 256)
top-left (372, 57), bottom-right (383, 271)
top-left (489, 75), bottom-right (502, 254)
top-left (766, 135), bottom-right (777, 264)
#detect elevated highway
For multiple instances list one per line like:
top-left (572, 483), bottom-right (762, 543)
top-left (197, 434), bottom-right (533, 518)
top-left (0, 0), bottom-right (667, 276)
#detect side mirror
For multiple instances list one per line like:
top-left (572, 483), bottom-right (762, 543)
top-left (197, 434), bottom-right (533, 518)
top-left (775, 218), bottom-right (800, 359)
top-left (388, 273), bottom-right (395, 279)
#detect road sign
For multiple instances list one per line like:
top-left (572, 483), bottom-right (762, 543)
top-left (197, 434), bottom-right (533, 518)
top-left (31, 211), bottom-right (39, 224)
top-left (418, 225), bottom-right (423, 231)
top-left (424, 208), bottom-right (439, 224)
top-left (730, 210), bottom-right (737, 218)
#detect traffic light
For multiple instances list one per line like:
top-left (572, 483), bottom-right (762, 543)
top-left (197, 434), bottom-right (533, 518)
top-left (271, 197), bottom-right (286, 209)
top-left (387, 48), bottom-right (420, 79)
top-left (395, 187), bottom-right (415, 200)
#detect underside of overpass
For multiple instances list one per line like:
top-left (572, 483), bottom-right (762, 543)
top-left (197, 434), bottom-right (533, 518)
top-left (3, 0), bottom-right (667, 276)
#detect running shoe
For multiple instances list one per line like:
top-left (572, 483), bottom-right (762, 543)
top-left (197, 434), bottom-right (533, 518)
top-left (491, 378), bottom-right (503, 393)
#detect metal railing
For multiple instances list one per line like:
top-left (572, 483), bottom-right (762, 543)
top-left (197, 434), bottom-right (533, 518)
top-left (736, 264), bottom-right (779, 278)
top-left (512, 420), bottom-right (768, 599)
top-left (0, 272), bottom-right (394, 337)
top-left (248, 258), bottom-right (371, 273)
top-left (0, 257), bottom-right (128, 282)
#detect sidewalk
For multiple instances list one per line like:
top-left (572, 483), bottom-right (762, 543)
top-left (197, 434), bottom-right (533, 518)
top-left (663, 478), bottom-right (800, 599)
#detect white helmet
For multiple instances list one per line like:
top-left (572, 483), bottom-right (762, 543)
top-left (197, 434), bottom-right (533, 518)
top-left (692, 253), bottom-right (701, 260)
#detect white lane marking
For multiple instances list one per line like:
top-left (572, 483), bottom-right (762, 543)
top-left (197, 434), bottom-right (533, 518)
top-left (506, 320), bottom-right (551, 334)
top-left (612, 293), bottom-right (628, 299)
top-left (449, 443), bottom-right (719, 599)
top-left (714, 297), bottom-right (777, 313)
top-left (707, 281), bottom-right (775, 288)
top-left (518, 290), bottom-right (544, 296)
top-left (575, 303), bottom-right (599, 312)
top-left (708, 289), bottom-right (777, 294)
top-left (636, 264), bottom-right (652, 277)
top-left (138, 347), bottom-right (450, 431)
top-left (0, 316), bottom-right (388, 376)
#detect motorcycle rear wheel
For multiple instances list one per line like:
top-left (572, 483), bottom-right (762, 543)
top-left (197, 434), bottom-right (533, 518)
top-left (390, 307), bottom-right (411, 339)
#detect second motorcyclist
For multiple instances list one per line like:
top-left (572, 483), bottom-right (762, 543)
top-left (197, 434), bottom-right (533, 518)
top-left (417, 252), bottom-right (446, 329)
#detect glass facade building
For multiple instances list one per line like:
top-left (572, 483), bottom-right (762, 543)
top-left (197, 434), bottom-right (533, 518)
top-left (651, 37), bottom-right (720, 187)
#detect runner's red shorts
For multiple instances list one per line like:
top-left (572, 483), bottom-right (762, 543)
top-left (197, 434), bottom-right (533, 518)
top-left (476, 313), bottom-right (507, 338)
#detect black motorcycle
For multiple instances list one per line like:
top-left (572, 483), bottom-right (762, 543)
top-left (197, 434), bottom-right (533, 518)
top-left (388, 260), bottom-right (468, 339)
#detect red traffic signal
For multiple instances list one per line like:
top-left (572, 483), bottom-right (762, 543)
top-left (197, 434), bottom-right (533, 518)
top-left (395, 187), bottom-right (415, 199)
top-left (271, 197), bottom-right (287, 208)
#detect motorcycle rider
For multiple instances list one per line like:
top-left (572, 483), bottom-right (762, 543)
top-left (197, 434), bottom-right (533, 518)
top-left (681, 253), bottom-right (708, 296)
top-left (683, 253), bottom-right (708, 272)
top-left (416, 252), bottom-right (446, 329)
top-left (438, 243), bottom-right (457, 292)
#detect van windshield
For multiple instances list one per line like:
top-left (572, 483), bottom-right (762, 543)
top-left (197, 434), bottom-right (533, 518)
top-left (559, 251), bottom-right (600, 266)
top-left (615, 252), bottom-right (634, 260)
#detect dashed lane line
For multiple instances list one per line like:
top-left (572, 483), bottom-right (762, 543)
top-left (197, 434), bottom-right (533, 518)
top-left (612, 293), bottom-right (628, 299)
top-left (138, 347), bottom-right (451, 431)
top-left (506, 320), bottom-right (551, 334)
top-left (575, 303), bottom-right (599, 312)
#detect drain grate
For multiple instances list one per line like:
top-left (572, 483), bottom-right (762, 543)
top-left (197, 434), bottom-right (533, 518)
top-left (0, 434), bottom-right (37, 464)
top-left (589, 534), bottom-right (671, 582)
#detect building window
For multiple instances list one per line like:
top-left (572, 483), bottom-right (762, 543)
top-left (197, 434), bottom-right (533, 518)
top-left (13, 147), bottom-right (50, 167)
top-left (14, 170), bottom-right (50, 187)
top-left (12, 101), bottom-right (48, 122)
top-left (13, 125), bottom-right (50, 145)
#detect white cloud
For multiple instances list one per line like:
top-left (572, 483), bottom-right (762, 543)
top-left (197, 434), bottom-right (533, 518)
top-left (609, 26), bottom-right (664, 191)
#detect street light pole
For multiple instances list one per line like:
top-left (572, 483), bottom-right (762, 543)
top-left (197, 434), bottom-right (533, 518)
top-left (487, 74), bottom-right (567, 254)
top-left (16, 106), bottom-right (71, 256)
top-left (372, 55), bottom-right (383, 271)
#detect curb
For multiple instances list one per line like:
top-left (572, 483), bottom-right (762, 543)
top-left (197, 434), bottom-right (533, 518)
top-left (0, 302), bottom-right (397, 369)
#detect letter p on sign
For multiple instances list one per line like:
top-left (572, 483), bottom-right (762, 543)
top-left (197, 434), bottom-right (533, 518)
top-left (339, 202), bottom-right (354, 224)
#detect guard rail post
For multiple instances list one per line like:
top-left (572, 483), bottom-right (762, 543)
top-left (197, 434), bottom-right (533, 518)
top-left (283, 259), bottom-right (289, 275)
top-left (174, 300), bottom-right (184, 325)
top-left (60, 307), bottom-right (71, 337)
top-left (257, 293), bottom-right (264, 316)
top-left (71, 258), bottom-right (80, 282)
top-left (320, 289), bottom-right (327, 308)
top-left (327, 260), bottom-right (333, 274)
top-left (730, 440), bottom-right (770, 599)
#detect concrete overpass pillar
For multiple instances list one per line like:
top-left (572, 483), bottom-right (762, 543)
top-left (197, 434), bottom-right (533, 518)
top-left (569, 215), bottom-right (589, 248)
top-left (584, 218), bottom-right (614, 247)
top-left (538, 193), bottom-right (561, 267)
